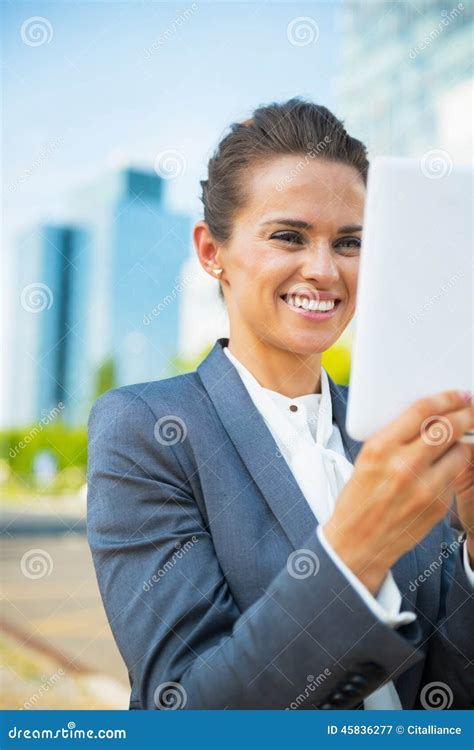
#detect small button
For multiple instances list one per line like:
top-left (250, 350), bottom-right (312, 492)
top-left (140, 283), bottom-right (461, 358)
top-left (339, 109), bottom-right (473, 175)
top-left (289, 404), bottom-right (298, 412)
top-left (329, 691), bottom-right (347, 706)
top-left (341, 684), bottom-right (360, 697)
top-left (348, 675), bottom-right (368, 689)
top-left (358, 662), bottom-right (384, 679)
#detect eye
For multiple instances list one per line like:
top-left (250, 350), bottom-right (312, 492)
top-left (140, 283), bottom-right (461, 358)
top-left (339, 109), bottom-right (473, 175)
top-left (270, 230), bottom-right (304, 246)
top-left (334, 236), bottom-right (361, 255)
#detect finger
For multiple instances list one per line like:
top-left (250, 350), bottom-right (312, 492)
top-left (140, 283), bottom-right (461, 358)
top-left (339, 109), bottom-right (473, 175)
top-left (422, 442), bottom-right (470, 511)
top-left (405, 405), bottom-right (474, 469)
top-left (375, 390), bottom-right (472, 448)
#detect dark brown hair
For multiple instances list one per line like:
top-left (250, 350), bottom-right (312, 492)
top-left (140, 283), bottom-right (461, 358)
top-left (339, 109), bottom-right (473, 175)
top-left (200, 97), bottom-right (369, 300)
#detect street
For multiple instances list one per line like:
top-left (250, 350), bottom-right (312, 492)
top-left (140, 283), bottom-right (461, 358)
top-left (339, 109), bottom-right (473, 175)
top-left (0, 530), bottom-right (130, 708)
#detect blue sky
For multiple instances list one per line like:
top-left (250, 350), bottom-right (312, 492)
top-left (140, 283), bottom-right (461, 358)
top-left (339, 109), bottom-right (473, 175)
top-left (2, 1), bottom-right (343, 234)
top-left (1, 0), bottom-right (343, 422)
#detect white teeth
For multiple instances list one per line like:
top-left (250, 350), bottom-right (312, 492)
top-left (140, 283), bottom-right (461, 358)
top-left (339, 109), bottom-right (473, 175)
top-left (285, 295), bottom-right (336, 312)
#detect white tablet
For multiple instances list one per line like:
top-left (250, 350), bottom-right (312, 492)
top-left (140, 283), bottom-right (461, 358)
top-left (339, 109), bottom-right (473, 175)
top-left (346, 156), bottom-right (473, 443)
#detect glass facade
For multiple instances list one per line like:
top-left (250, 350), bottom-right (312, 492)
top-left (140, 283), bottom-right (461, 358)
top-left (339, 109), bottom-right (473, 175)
top-left (335, 0), bottom-right (473, 159)
top-left (13, 225), bottom-right (90, 425)
top-left (12, 168), bottom-right (191, 426)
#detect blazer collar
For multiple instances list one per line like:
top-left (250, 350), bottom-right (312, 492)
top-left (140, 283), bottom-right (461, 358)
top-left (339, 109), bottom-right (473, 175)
top-left (197, 338), bottom-right (362, 548)
top-left (197, 338), bottom-right (417, 608)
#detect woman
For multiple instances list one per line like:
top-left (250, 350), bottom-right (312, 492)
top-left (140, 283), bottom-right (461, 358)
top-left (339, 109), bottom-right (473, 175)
top-left (87, 98), bottom-right (474, 711)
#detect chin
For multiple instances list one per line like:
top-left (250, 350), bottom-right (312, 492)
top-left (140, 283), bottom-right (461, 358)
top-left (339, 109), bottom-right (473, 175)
top-left (277, 330), bottom-right (337, 355)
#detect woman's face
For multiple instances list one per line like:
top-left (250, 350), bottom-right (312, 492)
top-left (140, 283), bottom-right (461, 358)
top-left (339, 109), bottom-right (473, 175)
top-left (201, 155), bottom-right (365, 355)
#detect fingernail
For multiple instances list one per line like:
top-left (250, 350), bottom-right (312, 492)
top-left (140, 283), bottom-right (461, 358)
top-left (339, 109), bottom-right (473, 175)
top-left (459, 390), bottom-right (473, 403)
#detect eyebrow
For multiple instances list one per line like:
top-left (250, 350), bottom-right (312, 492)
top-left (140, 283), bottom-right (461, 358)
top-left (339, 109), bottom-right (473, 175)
top-left (260, 218), bottom-right (363, 233)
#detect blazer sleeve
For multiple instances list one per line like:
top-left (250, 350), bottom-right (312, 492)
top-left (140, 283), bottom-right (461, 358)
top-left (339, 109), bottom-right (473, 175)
top-left (414, 518), bottom-right (474, 709)
top-left (87, 387), bottom-right (424, 710)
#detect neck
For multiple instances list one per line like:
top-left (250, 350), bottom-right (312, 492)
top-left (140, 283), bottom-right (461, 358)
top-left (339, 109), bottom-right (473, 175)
top-left (226, 331), bottom-right (322, 397)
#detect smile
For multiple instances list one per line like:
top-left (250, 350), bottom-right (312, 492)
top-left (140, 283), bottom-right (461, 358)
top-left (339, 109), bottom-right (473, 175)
top-left (280, 293), bottom-right (341, 319)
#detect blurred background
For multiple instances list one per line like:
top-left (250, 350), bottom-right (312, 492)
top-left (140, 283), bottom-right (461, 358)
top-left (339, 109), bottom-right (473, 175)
top-left (1, 0), bottom-right (472, 709)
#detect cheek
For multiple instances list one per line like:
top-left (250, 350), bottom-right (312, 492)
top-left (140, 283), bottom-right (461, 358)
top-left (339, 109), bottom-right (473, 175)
top-left (340, 259), bottom-right (360, 296)
top-left (240, 246), bottom-right (295, 290)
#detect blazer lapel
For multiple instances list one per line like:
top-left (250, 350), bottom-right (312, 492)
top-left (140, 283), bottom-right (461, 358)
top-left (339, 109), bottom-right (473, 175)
top-left (198, 339), bottom-right (354, 550)
top-left (198, 338), bottom-right (418, 611)
top-left (327, 375), bottom-right (363, 463)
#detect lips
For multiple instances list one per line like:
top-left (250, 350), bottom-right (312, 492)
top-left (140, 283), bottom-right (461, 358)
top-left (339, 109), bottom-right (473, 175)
top-left (280, 292), bottom-right (342, 311)
top-left (280, 291), bottom-right (341, 302)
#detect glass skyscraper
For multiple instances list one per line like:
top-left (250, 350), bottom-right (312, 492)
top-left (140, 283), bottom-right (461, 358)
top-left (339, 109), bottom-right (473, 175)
top-left (68, 167), bottom-right (191, 395)
top-left (11, 168), bottom-right (191, 426)
top-left (335, 0), bottom-right (473, 159)
top-left (13, 224), bottom-right (90, 425)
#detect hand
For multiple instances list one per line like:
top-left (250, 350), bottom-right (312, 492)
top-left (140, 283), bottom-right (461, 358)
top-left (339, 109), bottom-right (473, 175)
top-left (323, 389), bottom-right (474, 595)
top-left (453, 441), bottom-right (474, 567)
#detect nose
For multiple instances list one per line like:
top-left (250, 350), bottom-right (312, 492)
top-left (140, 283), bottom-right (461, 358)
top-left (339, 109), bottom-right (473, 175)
top-left (300, 242), bottom-right (339, 286)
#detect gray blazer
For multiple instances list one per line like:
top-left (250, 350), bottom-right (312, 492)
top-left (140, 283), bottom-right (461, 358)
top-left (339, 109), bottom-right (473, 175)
top-left (87, 337), bottom-right (474, 710)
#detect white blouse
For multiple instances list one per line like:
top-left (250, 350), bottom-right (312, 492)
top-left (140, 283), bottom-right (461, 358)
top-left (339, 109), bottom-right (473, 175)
top-left (224, 345), bottom-right (416, 710)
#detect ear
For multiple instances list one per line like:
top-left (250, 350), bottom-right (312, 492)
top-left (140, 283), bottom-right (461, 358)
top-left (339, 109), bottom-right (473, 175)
top-left (193, 221), bottom-right (222, 278)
